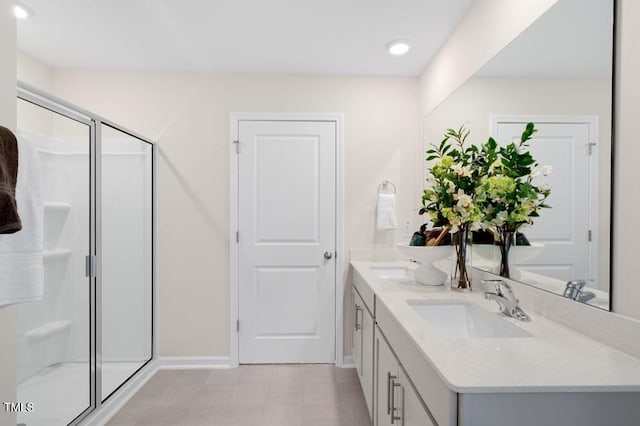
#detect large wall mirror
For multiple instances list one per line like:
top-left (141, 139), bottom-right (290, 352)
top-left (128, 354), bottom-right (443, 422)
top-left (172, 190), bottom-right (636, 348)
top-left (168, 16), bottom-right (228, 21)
top-left (423, 0), bottom-right (614, 310)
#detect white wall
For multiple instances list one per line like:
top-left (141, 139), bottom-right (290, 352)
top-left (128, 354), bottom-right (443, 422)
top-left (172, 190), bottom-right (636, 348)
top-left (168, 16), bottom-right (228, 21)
top-left (418, 0), bottom-right (558, 116)
top-left (0, 0), bottom-right (17, 423)
top-left (17, 51), bottom-right (53, 91)
top-left (27, 69), bottom-right (421, 358)
top-left (612, 0), bottom-right (640, 319)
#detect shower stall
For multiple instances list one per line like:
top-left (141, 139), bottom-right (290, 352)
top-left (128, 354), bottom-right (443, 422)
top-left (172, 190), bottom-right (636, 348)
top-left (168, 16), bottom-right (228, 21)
top-left (15, 84), bottom-right (155, 426)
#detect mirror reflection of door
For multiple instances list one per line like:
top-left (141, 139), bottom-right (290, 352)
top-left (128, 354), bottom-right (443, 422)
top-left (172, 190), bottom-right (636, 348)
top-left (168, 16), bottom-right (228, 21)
top-left (492, 116), bottom-right (597, 286)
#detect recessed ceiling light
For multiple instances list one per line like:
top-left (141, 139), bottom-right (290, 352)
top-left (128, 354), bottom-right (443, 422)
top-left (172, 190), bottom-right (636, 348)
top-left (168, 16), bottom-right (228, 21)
top-left (14, 2), bottom-right (33, 19)
top-left (387, 40), bottom-right (410, 56)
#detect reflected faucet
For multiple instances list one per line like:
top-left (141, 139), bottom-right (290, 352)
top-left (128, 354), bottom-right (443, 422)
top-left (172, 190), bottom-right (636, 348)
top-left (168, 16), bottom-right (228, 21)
top-left (482, 279), bottom-right (531, 322)
top-left (563, 280), bottom-right (596, 303)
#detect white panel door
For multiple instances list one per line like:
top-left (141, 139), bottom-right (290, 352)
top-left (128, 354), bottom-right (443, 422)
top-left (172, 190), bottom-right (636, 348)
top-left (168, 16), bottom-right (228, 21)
top-left (493, 118), bottom-right (594, 282)
top-left (238, 120), bottom-right (336, 363)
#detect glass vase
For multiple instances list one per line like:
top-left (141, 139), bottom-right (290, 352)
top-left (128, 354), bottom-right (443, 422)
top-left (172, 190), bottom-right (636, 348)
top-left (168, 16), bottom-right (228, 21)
top-left (498, 231), bottom-right (516, 279)
top-left (451, 225), bottom-right (472, 290)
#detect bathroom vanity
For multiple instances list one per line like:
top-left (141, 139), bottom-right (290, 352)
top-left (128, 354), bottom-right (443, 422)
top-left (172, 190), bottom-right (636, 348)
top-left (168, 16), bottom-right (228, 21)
top-left (350, 260), bottom-right (640, 426)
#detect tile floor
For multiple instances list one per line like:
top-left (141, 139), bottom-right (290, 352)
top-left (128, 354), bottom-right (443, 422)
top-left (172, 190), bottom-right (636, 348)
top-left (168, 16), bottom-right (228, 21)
top-left (106, 365), bottom-right (373, 426)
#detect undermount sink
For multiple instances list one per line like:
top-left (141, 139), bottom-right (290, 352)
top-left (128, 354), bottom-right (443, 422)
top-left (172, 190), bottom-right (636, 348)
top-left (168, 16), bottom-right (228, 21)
top-left (407, 300), bottom-right (532, 339)
top-left (370, 266), bottom-right (411, 280)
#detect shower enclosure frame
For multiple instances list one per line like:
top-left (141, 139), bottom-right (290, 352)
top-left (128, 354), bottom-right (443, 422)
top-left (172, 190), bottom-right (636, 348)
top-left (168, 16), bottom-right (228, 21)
top-left (17, 82), bottom-right (157, 426)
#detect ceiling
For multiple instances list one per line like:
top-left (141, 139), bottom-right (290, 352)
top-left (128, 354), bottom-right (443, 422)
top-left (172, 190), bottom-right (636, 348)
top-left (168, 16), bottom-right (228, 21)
top-left (16, 0), bottom-right (473, 76)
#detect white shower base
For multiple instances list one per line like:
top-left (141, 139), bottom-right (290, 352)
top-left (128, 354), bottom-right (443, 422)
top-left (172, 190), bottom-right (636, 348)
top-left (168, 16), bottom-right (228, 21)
top-left (17, 361), bottom-right (144, 426)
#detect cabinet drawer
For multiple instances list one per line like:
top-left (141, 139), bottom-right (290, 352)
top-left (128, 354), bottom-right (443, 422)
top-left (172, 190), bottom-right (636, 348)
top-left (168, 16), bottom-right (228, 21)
top-left (352, 267), bottom-right (375, 314)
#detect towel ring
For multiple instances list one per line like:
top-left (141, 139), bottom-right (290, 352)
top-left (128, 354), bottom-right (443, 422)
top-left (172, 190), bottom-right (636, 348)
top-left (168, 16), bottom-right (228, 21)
top-left (377, 180), bottom-right (396, 194)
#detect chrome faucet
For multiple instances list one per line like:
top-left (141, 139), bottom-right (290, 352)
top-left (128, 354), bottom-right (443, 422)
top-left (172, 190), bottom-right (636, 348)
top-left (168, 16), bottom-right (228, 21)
top-left (563, 279), bottom-right (596, 303)
top-left (482, 279), bottom-right (531, 322)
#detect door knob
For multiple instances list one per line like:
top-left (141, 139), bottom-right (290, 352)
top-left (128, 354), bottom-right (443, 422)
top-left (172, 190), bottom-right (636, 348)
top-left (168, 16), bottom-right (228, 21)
top-left (324, 251), bottom-right (333, 260)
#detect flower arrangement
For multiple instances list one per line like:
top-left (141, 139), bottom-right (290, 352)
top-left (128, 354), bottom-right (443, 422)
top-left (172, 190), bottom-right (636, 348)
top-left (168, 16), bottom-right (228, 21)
top-left (420, 125), bottom-right (483, 233)
top-left (476, 123), bottom-right (551, 235)
top-left (420, 123), bottom-right (551, 284)
top-left (420, 125), bottom-right (483, 288)
top-left (475, 123), bottom-right (551, 277)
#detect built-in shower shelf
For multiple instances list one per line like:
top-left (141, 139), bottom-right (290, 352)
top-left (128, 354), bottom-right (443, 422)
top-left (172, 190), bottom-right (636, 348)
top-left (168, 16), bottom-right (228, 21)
top-left (37, 149), bottom-right (84, 156)
top-left (25, 320), bottom-right (71, 342)
top-left (43, 249), bottom-right (72, 264)
top-left (44, 202), bottom-right (71, 214)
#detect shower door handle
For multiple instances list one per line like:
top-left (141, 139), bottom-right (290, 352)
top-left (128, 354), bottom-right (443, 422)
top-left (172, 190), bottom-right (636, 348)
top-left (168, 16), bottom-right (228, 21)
top-left (85, 255), bottom-right (96, 278)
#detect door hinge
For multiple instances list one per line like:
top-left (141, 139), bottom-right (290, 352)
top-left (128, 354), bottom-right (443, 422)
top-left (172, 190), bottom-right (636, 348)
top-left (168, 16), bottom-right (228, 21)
top-left (233, 140), bottom-right (239, 154)
top-left (85, 255), bottom-right (96, 278)
top-left (236, 231), bottom-right (239, 243)
top-left (236, 319), bottom-right (240, 332)
top-left (588, 229), bottom-right (592, 241)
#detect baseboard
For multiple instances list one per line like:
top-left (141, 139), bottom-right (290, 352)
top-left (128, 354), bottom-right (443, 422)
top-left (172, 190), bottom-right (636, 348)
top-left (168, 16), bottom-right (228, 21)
top-left (158, 356), bottom-right (232, 369)
top-left (82, 359), bottom-right (159, 426)
top-left (342, 355), bottom-right (355, 368)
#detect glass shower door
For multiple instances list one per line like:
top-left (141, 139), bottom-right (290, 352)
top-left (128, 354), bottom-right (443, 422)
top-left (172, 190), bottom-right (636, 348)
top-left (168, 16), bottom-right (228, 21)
top-left (100, 123), bottom-right (153, 400)
top-left (15, 98), bottom-right (93, 426)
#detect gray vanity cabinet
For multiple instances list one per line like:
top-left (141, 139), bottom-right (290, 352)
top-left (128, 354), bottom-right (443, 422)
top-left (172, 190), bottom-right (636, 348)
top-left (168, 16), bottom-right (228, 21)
top-left (352, 287), bottom-right (374, 420)
top-left (375, 325), bottom-right (435, 426)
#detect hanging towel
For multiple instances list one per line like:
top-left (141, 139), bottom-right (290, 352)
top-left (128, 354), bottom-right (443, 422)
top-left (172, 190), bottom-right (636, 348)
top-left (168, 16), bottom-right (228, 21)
top-left (376, 193), bottom-right (397, 230)
top-left (0, 136), bottom-right (44, 307)
top-left (0, 126), bottom-right (22, 234)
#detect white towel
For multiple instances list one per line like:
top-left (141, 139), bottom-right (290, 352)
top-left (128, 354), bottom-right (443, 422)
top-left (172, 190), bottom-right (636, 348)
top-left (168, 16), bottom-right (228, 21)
top-left (0, 137), bottom-right (44, 307)
top-left (376, 193), bottom-right (397, 230)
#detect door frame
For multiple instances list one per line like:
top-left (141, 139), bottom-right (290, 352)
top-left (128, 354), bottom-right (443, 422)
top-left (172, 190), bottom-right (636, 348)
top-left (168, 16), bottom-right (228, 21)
top-left (229, 112), bottom-right (345, 367)
top-left (490, 114), bottom-right (599, 281)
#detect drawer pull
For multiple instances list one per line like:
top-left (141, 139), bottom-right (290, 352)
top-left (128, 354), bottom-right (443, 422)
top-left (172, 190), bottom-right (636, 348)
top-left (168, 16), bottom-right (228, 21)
top-left (390, 376), bottom-right (402, 424)
top-left (355, 305), bottom-right (363, 331)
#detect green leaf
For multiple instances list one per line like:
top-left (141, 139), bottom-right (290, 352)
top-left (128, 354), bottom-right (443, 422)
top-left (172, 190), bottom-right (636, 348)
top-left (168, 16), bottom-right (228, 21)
top-left (520, 122), bottom-right (538, 144)
top-left (486, 137), bottom-right (497, 150)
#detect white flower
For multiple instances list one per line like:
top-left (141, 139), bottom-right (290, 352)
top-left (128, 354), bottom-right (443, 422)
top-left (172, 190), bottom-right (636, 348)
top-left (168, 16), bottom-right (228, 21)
top-left (529, 169), bottom-right (540, 179)
top-left (488, 159), bottom-right (502, 173)
top-left (470, 222), bottom-right (482, 231)
top-left (480, 221), bottom-right (493, 230)
top-left (454, 189), bottom-right (472, 208)
top-left (444, 179), bottom-right (456, 194)
top-left (542, 165), bottom-right (552, 176)
top-left (495, 211), bottom-right (508, 224)
top-left (452, 164), bottom-right (472, 177)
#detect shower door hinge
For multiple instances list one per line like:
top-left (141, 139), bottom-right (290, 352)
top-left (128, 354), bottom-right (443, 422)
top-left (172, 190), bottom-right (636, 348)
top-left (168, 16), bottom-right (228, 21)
top-left (233, 140), bottom-right (239, 153)
top-left (85, 255), bottom-right (96, 278)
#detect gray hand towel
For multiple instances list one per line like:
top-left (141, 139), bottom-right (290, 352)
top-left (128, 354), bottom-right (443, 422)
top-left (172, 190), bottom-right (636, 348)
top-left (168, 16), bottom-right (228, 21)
top-left (0, 126), bottom-right (22, 234)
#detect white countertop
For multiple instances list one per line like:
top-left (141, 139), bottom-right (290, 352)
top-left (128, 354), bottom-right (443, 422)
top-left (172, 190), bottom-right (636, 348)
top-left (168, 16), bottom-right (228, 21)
top-left (351, 260), bottom-right (640, 393)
